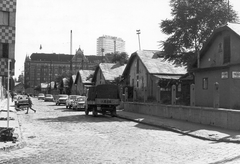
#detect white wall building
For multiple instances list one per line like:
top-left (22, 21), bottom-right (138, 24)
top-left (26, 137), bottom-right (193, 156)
top-left (97, 35), bottom-right (125, 56)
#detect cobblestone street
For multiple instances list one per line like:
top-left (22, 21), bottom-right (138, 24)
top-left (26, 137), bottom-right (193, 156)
top-left (1, 98), bottom-right (240, 164)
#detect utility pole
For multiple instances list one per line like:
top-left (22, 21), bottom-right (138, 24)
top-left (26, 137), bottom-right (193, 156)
top-left (70, 30), bottom-right (73, 72)
top-left (101, 48), bottom-right (104, 63)
top-left (136, 29), bottom-right (141, 50)
top-left (7, 59), bottom-right (10, 128)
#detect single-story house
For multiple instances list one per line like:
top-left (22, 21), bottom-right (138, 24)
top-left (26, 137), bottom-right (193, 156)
top-left (75, 70), bottom-right (94, 95)
top-left (92, 63), bottom-right (126, 86)
top-left (122, 50), bottom-right (186, 102)
top-left (192, 22), bottom-right (240, 109)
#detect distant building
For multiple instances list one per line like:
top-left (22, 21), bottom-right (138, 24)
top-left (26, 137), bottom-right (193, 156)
top-left (0, 0), bottom-right (17, 92)
top-left (24, 48), bottom-right (106, 94)
top-left (97, 35), bottom-right (125, 56)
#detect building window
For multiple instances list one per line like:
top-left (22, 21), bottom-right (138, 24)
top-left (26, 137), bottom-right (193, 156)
top-left (223, 36), bottom-right (231, 64)
top-left (202, 78), bottom-right (208, 90)
top-left (0, 11), bottom-right (9, 25)
top-left (0, 43), bottom-right (9, 58)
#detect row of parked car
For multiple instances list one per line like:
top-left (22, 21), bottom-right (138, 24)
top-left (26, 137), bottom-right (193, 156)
top-left (37, 93), bottom-right (86, 110)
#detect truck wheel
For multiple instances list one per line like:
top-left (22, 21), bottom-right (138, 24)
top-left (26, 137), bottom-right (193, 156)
top-left (85, 107), bottom-right (89, 115)
top-left (111, 109), bottom-right (117, 117)
top-left (102, 109), bottom-right (106, 116)
top-left (92, 107), bottom-right (97, 117)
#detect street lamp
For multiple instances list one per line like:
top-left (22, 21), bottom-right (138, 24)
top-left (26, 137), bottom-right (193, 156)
top-left (7, 59), bottom-right (11, 128)
top-left (136, 29), bottom-right (141, 50)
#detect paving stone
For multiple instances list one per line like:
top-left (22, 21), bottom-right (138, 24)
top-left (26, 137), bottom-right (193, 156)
top-left (1, 98), bottom-right (240, 163)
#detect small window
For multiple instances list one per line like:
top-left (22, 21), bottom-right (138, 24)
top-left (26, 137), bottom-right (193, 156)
top-left (0, 11), bottom-right (9, 25)
top-left (202, 78), bottom-right (208, 90)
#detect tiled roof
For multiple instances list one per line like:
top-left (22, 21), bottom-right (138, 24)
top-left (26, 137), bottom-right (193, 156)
top-left (79, 70), bottom-right (94, 83)
top-left (99, 63), bottom-right (126, 81)
top-left (31, 53), bottom-right (73, 62)
top-left (71, 75), bottom-right (76, 84)
top-left (123, 50), bottom-right (186, 77)
top-left (227, 23), bottom-right (240, 36)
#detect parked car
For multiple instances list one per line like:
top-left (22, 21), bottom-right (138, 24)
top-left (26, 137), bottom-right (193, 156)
top-left (15, 95), bottom-right (29, 109)
top-left (66, 95), bottom-right (79, 109)
top-left (72, 96), bottom-right (86, 110)
top-left (44, 94), bottom-right (54, 102)
top-left (38, 93), bottom-right (45, 100)
top-left (56, 94), bottom-right (68, 105)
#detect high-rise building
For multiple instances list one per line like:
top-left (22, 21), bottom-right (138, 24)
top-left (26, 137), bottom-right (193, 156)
top-left (97, 35), bottom-right (125, 56)
top-left (0, 0), bottom-right (17, 93)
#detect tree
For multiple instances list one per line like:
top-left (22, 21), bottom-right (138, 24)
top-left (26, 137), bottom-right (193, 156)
top-left (106, 52), bottom-right (129, 64)
top-left (160, 0), bottom-right (238, 69)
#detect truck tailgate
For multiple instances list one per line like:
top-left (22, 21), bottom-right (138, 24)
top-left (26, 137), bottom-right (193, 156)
top-left (95, 98), bottom-right (120, 105)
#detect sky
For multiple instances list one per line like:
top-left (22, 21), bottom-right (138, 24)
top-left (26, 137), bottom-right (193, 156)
top-left (15, 0), bottom-right (240, 78)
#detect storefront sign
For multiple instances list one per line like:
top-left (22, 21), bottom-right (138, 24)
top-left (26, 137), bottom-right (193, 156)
top-left (232, 71), bottom-right (240, 78)
top-left (221, 72), bottom-right (228, 79)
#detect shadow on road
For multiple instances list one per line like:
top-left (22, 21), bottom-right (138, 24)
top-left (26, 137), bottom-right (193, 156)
top-left (37, 114), bottom-right (127, 123)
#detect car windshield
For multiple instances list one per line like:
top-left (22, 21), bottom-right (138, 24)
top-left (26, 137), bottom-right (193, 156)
top-left (39, 93), bottom-right (44, 96)
top-left (77, 97), bottom-right (85, 101)
top-left (59, 95), bottom-right (68, 98)
top-left (69, 95), bottom-right (77, 99)
top-left (46, 94), bottom-right (52, 97)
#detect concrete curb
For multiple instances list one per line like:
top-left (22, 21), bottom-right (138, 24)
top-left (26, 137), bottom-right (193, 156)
top-left (116, 114), bottom-right (240, 143)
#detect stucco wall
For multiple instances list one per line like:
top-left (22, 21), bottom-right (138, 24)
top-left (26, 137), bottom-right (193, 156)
top-left (124, 102), bottom-right (240, 131)
top-left (195, 69), bottom-right (230, 108)
top-left (229, 65), bottom-right (240, 109)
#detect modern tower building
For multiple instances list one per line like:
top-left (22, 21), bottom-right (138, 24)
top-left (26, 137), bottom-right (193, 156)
top-left (97, 35), bottom-right (125, 56)
top-left (0, 0), bottom-right (17, 95)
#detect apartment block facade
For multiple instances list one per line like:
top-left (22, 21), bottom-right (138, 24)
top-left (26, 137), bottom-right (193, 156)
top-left (96, 35), bottom-right (125, 56)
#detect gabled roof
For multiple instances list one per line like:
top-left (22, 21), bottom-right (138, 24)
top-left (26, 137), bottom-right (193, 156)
top-left (122, 50), bottom-right (186, 77)
top-left (92, 63), bottom-right (126, 82)
top-left (75, 70), bottom-right (94, 84)
top-left (195, 23), bottom-right (240, 67)
top-left (71, 75), bottom-right (76, 84)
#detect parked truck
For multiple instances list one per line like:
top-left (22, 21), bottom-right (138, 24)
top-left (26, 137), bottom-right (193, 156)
top-left (85, 84), bottom-right (120, 117)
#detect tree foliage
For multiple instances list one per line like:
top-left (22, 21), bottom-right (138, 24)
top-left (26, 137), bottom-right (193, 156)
top-left (106, 52), bottom-right (129, 64)
top-left (160, 0), bottom-right (238, 68)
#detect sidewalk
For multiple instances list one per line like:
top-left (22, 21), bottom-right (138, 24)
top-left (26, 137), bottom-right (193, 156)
top-left (0, 98), bottom-right (24, 151)
top-left (117, 110), bottom-right (240, 143)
